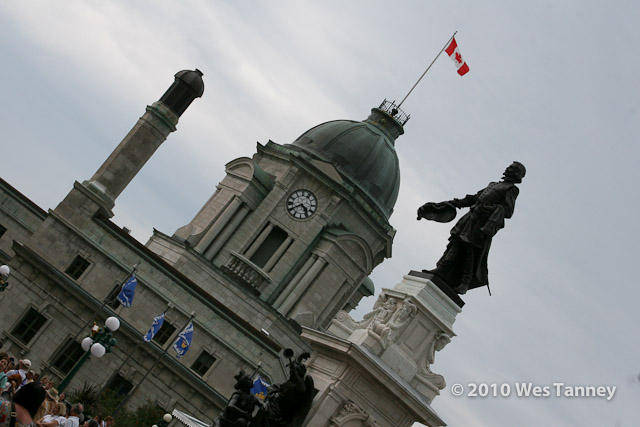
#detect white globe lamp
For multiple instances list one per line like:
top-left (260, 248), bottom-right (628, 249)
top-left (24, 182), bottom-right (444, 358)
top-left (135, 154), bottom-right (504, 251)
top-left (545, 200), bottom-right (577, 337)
top-left (90, 342), bottom-right (106, 358)
top-left (81, 337), bottom-right (94, 352)
top-left (105, 316), bottom-right (120, 331)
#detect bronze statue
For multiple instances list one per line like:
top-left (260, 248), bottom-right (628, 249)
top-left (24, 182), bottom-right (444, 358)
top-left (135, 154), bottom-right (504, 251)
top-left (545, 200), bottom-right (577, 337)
top-left (214, 371), bottom-right (261, 427)
top-left (252, 350), bottom-right (314, 427)
top-left (418, 162), bottom-right (526, 294)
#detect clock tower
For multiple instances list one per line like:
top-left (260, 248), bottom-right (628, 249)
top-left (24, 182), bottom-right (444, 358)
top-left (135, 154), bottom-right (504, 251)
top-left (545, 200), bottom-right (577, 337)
top-left (146, 100), bottom-right (407, 329)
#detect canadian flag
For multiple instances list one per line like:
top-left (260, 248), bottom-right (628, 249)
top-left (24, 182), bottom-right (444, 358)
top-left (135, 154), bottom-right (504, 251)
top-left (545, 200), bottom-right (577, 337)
top-left (445, 37), bottom-right (469, 76)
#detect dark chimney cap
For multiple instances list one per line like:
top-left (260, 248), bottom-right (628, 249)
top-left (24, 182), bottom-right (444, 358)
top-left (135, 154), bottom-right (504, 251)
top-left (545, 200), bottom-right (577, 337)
top-left (175, 69), bottom-right (204, 97)
top-left (159, 69), bottom-right (205, 117)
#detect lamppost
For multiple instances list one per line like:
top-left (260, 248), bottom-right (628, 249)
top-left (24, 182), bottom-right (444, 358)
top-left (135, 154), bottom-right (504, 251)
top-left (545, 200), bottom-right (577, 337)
top-left (58, 316), bottom-right (120, 392)
top-left (152, 413), bottom-right (172, 427)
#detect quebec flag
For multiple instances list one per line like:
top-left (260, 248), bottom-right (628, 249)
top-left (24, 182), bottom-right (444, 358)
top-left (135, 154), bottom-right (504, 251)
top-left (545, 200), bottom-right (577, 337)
top-left (173, 321), bottom-right (194, 358)
top-left (143, 312), bottom-right (166, 342)
top-left (250, 375), bottom-right (270, 401)
top-left (116, 275), bottom-right (137, 308)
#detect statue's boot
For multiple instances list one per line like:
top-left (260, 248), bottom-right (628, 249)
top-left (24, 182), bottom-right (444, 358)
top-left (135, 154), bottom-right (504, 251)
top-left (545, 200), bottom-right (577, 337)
top-left (455, 274), bottom-right (471, 294)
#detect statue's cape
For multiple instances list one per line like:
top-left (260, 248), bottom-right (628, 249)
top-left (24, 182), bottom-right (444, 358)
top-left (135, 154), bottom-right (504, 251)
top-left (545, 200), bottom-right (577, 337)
top-left (418, 202), bottom-right (457, 223)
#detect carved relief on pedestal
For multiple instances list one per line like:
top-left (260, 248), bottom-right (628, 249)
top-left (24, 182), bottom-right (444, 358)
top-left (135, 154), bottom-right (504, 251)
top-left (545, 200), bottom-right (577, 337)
top-left (333, 293), bottom-right (417, 350)
top-left (415, 331), bottom-right (451, 390)
top-left (329, 400), bottom-right (381, 427)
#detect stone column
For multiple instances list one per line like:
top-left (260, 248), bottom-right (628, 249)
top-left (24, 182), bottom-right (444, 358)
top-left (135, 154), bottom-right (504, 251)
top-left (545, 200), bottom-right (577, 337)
top-left (194, 197), bottom-right (243, 254)
top-left (275, 254), bottom-right (327, 314)
top-left (204, 204), bottom-right (251, 261)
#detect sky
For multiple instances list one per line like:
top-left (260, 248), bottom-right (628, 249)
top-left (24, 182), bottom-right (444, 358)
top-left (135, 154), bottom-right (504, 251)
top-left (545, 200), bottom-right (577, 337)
top-left (1, 1), bottom-right (639, 426)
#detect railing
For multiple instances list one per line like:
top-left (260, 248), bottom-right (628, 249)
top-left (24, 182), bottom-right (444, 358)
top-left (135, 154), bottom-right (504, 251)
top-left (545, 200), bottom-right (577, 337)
top-left (379, 99), bottom-right (410, 125)
top-left (223, 252), bottom-right (271, 292)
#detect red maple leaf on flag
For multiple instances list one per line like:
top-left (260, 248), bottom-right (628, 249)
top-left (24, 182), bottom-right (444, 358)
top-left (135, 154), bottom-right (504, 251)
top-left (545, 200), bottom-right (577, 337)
top-left (445, 35), bottom-right (470, 76)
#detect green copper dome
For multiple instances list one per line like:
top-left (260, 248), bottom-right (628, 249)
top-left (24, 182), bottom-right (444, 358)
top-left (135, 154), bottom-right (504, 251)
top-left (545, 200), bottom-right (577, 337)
top-left (288, 107), bottom-right (404, 219)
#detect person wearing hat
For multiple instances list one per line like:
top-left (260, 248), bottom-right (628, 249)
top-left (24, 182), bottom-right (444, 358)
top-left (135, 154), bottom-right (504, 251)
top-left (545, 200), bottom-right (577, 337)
top-left (37, 401), bottom-right (66, 426)
top-left (41, 402), bottom-right (83, 427)
top-left (34, 387), bottom-right (59, 422)
top-left (0, 382), bottom-right (46, 426)
top-left (5, 360), bottom-right (31, 395)
top-left (418, 161), bottom-right (526, 295)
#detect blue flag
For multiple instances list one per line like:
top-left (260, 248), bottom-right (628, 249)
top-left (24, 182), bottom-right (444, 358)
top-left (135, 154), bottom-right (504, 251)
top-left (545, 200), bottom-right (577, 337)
top-left (116, 274), bottom-right (137, 308)
top-left (143, 312), bottom-right (166, 342)
top-left (173, 321), bottom-right (194, 358)
top-left (250, 375), bottom-right (270, 401)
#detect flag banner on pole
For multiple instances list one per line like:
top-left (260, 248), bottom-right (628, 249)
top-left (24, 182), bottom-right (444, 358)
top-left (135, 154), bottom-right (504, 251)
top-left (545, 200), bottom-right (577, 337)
top-left (116, 274), bottom-right (137, 307)
top-left (445, 37), bottom-right (470, 76)
top-left (173, 321), bottom-right (194, 358)
top-left (250, 375), bottom-right (270, 401)
top-left (143, 312), bottom-right (166, 342)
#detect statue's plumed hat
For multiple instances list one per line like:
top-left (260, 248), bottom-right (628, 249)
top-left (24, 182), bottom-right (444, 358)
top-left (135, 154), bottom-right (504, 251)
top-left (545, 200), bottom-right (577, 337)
top-left (417, 202), bottom-right (457, 223)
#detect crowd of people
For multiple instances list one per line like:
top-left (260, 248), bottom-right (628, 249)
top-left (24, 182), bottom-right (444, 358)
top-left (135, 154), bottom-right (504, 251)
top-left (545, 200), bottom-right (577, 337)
top-left (0, 353), bottom-right (114, 427)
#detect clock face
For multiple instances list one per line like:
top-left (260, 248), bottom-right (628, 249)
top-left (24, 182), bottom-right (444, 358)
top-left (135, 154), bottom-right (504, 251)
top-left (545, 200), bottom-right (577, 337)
top-left (286, 190), bottom-right (317, 219)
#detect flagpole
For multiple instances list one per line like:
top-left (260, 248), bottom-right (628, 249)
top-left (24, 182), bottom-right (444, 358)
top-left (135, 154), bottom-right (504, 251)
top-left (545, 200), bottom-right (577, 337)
top-left (112, 312), bottom-right (195, 416)
top-left (397, 31), bottom-right (457, 108)
top-left (113, 305), bottom-right (172, 378)
top-left (71, 263), bottom-right (139, 343)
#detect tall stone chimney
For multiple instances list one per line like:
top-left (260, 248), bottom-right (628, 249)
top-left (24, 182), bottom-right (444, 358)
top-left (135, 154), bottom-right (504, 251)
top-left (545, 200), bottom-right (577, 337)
top-left (83, 69), bottom-right (204, 213)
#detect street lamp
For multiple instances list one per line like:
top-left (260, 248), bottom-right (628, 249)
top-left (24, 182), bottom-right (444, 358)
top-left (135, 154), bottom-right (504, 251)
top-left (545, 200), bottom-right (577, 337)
top-left (58, 316), bottom-right (120, 392)
top-left (152, 413), bottom-right (172, 427)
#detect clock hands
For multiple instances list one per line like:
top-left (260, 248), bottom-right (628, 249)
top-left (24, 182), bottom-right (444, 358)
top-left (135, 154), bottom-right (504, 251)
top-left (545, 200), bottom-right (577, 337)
top-left (291, 202), bottom-right (309, 214)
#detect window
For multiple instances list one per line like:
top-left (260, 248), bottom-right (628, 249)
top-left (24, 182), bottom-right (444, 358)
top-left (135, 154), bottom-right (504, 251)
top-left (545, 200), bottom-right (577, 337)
top-left (191, 351), bottom-right (216, 376)
top-left (65, 255), bottom-right (90, 280)
top-left (104, 373), bottom-right (133, 398)
top-left (11, 308), bottom-right (47, 344)
top-left (250, 226), bottom-right (288, 268)
top-left (51, 339), bottom-right (85, 374)
top-left (0, 224), bottom-right (6, 238)
top-left (152, 321), bottom-right (176, 346)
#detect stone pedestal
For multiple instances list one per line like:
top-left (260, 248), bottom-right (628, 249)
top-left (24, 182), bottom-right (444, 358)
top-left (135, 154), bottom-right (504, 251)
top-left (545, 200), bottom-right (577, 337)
top-left (328, 271), bottom-right (462, 403)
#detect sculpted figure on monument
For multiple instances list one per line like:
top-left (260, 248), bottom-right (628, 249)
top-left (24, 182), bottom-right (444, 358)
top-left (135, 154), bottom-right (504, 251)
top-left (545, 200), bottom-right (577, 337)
top-left (214, 371), bottom-right (261, 427)
top-left (252, 350), bottom-right (314, 427)
top-left (417, 162), bottom-right (526, 294)
top-left (367, 296), bottom-right (398, 337)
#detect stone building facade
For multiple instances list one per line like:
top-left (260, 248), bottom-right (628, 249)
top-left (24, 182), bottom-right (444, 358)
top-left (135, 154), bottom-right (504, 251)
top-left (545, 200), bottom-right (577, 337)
top-left (0, 70), bottom-right (458, 426)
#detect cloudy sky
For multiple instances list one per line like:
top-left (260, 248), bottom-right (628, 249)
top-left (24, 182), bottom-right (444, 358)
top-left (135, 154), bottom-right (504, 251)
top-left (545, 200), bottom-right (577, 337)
top-left (2, 1), bottom-right (639, 426)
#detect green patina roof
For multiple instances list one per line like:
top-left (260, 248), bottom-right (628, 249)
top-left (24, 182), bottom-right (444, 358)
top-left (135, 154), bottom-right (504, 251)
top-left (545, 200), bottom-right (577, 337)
top-left (361, 276), bottom-right (375, 296)
top-left (287, 108), bottom-right (403, 219)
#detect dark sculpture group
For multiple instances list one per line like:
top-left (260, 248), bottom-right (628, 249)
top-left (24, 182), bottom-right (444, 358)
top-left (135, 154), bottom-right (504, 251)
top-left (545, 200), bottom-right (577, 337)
top-left (214, 350), bottom-right (314, 427)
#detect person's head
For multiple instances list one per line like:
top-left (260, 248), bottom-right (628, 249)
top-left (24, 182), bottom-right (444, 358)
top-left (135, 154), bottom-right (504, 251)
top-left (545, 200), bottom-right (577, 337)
top-left (56, 401), bottom-right (67, 416)
top-left (503, 161), bottom-right (526, 183)
top-left (40, 375), bottom-right (51, 388)
top-left (71, 403), bottom-right (84, 417)
top-left (12, 382), bottom-right (46, 419)
top-left (104, 415), bottom-right (114, 426)
top-left (0, 358), bottom-right (6, 371)
top-left (19, 359), bottom-right (31, 370)
top-left (83, 420), bottom-right (99, 427)
top-left (46, 387), bottom-right (59, 403)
